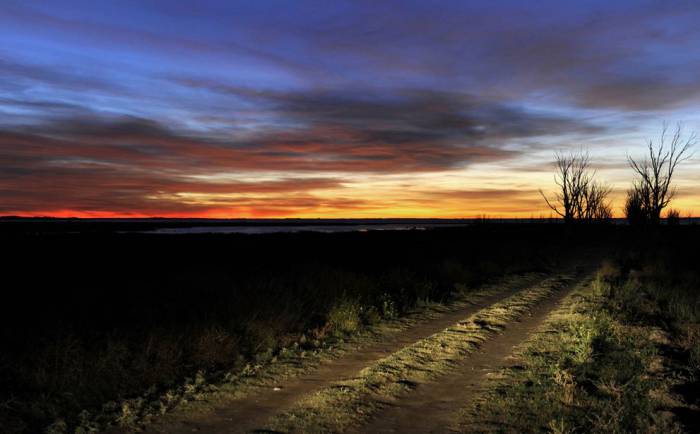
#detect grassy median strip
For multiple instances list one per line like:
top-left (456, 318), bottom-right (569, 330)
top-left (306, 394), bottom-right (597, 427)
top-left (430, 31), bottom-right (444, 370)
top-left (266, 274), bottom-right (573, 433)
top-left (452, 267), bottom-right (684, 434)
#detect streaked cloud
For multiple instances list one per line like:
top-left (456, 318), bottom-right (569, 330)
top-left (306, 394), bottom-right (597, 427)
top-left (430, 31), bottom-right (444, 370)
top-left (1, 0), bottom-right (700, 216)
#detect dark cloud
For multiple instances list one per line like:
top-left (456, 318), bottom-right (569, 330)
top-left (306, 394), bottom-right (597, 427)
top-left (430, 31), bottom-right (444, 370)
top-left (176, 80), bottom-right (604, 148)
top-left (270, 89), bottom-right (600, 140)
top-left (571, 78), bottom-right (700, 111)
top-left (0, 97), bottom-right (86, 112)
top-left (0, 75), bottom-right (610, 214)
top-left (0, 149), bottom-right (349, 215)
top-left (0, 112), bottom-right (515, 175)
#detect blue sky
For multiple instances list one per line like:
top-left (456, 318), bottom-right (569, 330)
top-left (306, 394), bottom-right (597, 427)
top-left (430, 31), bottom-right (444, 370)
top-left (2, 0), bottom-right (700, 217)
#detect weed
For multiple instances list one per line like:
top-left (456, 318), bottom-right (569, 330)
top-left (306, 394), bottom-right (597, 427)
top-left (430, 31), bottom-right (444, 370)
top-left (548, 417), bottom-right (575, 434)
top-left (44, 419), bottom-right (67, 434)
top-left (553, 367), bottom-right (576, 405)
top-left (378, 293), bottom-right (398, 319)
top-left (327, 300), bottom-right (362, 335)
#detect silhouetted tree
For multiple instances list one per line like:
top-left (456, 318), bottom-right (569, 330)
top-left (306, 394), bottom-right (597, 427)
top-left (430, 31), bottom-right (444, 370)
top-left (627, 123), bottom-right (695, 225)
top-left (540, 150), bottom-right (612, 223)
top-left (584, 182), bottom-right (613, 221)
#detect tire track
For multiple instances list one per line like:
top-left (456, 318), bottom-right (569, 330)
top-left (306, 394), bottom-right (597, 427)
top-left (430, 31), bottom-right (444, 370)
top-left (128, 273), bottom-right (551, 434)
top-left (347, 272), bottom-right (592, 434)
top-left (264, 272), bottom-right (586, 434)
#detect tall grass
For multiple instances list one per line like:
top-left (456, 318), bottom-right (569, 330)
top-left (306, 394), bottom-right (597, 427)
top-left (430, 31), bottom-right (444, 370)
top-left (599, 242), bottom-right (700, 432)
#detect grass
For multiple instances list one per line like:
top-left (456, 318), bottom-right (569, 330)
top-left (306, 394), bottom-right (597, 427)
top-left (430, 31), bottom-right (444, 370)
top-left (602, 254), bottom-right (700, 432)
top-left (266, 274), bottom-right (574, 433)
top-left (453, 259), bottom-right (698, 433)
top-left (2, 225), bottom-right (587, 434)
top-left (100, 273), bottom-right (547, 433)
top-left (0, 224), bottom-right (623, 433)
top-left (2, 273), bottom-right (551, 433)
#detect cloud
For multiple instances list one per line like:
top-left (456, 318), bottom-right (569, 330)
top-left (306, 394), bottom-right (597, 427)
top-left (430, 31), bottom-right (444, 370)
top-left (0, 151), bottom-right (351, 216)
top-left (0, 72), bottom-right (610, 215)
top-left (7, 82), bottom-right (606, 174)
top-left (7, 1), bottom-right (700, 114)
top-left (282, 1), bottom-right (700, 111)
top-left (5, 1), bottom-right (700, 216)
top-left (0, 57), bottom-right (124, 94)
top-left (174, 81), bottom-right (605, 157)
top-left (571, 78), bottom-right (700, 111)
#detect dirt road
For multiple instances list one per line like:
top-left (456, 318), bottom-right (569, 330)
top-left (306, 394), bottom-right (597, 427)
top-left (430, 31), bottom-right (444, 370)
top-left (345, 277), bottom-right (578, 434)
top-left (125, 268), bottom-right (591, 434)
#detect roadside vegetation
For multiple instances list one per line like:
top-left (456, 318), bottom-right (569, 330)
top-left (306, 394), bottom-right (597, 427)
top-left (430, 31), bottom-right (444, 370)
top-left (0, 225), bottom-right (589, 434)
top-left (110, 272), bottom-right (548, 434)
top-left (268, 274), bottom-right (575, 433)
top-left (454, 234), bottom-right (700, 433)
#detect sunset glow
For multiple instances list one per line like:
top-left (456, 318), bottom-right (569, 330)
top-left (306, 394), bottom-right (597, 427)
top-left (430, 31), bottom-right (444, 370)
top-left (3, 1), bottom-right (700, 218)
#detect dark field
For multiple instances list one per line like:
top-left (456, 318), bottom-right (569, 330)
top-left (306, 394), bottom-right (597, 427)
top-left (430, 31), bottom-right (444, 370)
top-left (1, 223), bottom-right (698, 433)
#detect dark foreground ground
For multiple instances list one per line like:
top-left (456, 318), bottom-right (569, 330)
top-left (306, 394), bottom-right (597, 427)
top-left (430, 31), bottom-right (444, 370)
top-left (0, 223), bottom-right (698, 433)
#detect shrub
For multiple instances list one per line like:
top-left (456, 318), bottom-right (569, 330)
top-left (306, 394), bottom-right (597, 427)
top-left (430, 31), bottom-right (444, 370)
top-left (327, 300), bottom-right (362, 335)
top-left (666, 208), bottom-right (681, 225)
top-left (191, 327), bottom-right (239, 370)
top-left (625, 187), bottom-right (649, 226)
top-left (360, 306), bottom-right (382, 325)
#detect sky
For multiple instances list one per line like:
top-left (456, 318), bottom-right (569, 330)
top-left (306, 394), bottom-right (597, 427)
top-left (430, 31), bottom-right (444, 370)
top-left (2, 0), bottom-right (700, 218)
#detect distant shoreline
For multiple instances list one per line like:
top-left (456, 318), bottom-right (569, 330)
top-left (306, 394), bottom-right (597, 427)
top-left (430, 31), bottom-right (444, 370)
top-left (2, 216), bottom-right (698, 235)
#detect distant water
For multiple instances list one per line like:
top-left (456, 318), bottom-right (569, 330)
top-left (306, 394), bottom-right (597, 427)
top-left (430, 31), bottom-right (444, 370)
top-left (5, 217), bottom-right (698, 236)
top-left (140, 218), bottom-right (700, 234)
top-left (144, 223), bottom-right (467, 234)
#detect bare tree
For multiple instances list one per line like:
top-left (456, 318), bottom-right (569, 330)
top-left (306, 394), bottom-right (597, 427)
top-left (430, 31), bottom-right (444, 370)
top-left (540, 151), bottom-right (589, 223)
top-left (540, 150), bottom-right (612, 223)
top-left (627, 123), bottom-right (695, 225)
top-left (584, 181), bottom-right (613, 221)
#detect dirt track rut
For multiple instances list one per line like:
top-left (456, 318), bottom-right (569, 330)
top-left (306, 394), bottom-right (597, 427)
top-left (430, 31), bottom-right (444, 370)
top-left (125, 269), bottom-right (588, 434)
top-left (346, 274), bottom-right (584, 434)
